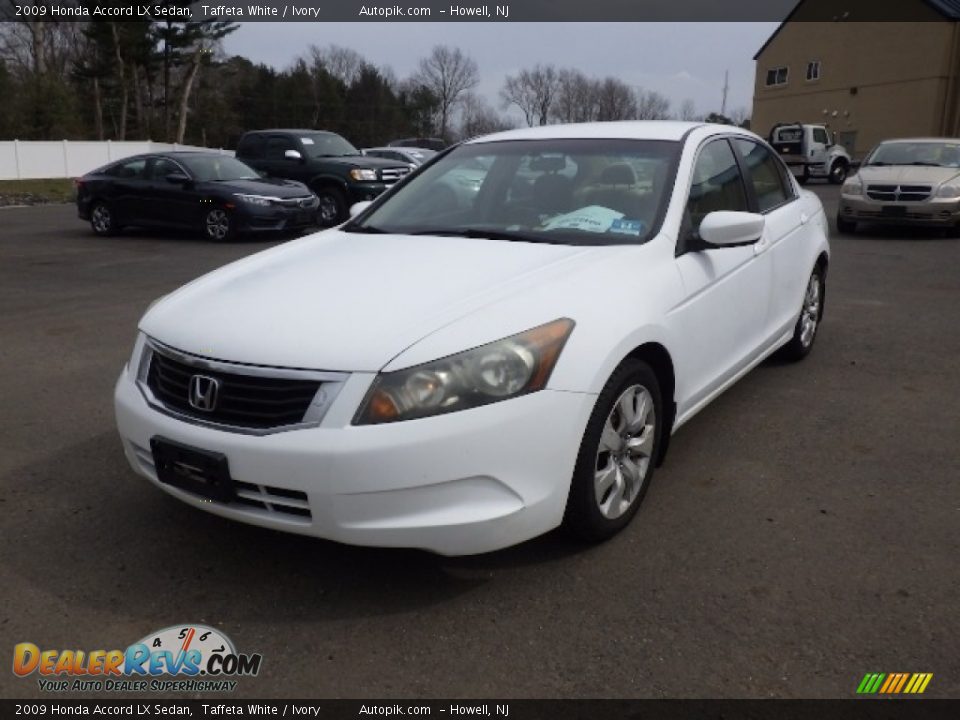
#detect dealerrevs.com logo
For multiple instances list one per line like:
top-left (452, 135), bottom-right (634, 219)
top-left (13, 624), bottom-right (263, 693)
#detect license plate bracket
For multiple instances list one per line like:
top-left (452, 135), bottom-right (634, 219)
top-left (150, 437), bottom-right (235, 503)
top-left (882, 205), bottom-right (907, 217)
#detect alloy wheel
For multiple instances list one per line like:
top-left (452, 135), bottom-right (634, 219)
top-left (317, 195), bottom-right (339, 224)
top-left (92, 205), bottom-right (111, 234)
top-left (594, 384), bottom-right (656, 520)
top-left (800, 272), bottom-right (821, 347)
top-left (206, 209), bottom-right (230, 240)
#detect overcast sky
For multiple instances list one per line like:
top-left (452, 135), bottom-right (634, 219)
top-left (223, 22), bottom-right (784, 121)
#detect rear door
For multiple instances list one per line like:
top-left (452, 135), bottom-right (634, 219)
top-left (103, 157), bottom-right (149, 225)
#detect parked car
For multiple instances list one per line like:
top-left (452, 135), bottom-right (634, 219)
top-left (115, 121), bottom-right (829, 555)
top-left (363, 146), bottom-right (437, 167)
top-left (769, 122), bottom-right (851, 184)
top-left (76, 152), bottom-right (319, 241)
top-left (236, 130), bottom-right (411, 226)
top-left (838, 138), bottom-right (960, 234)
top-left (388, 137), bottom-right (446, 152)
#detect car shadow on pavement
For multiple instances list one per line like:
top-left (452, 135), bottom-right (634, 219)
top-left (839, 224), bottom-right (959, 241)
top-left (0, 431), bottom-right (588, 624)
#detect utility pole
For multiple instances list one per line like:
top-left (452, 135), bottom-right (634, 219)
top-left (721, 70), bottom-right (729, 117)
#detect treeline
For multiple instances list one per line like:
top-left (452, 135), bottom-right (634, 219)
top-left (0, 15), bottom-right (748, 149)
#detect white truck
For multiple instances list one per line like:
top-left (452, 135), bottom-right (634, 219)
top-left (768, 123), bottom-right (852, 185)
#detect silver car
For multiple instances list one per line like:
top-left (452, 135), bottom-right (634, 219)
top-left (838, 138), bottom-right (960, 235)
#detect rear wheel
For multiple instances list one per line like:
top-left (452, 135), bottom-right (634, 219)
top-left (778, 265), bottom-right (825, 361)
top-left (836, 215), bottom-right (857, 234)
top-left (315, 187), bottom-right (346, 227)
top-left (564, 360), bottom-right (662, 542)
top-left (203, 208), bottom-right (234, 242)
top-left (90, 202), bottom-right (117, 236)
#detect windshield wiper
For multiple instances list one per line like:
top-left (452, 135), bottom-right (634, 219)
top-left (866, 162), bottom-right (889, 166)
top-left (342, 224), bottom-right (387, 234)
top-left (408, 227), bottom-right (546, 243)
top-left (909, 161), bottom-right (942, 167)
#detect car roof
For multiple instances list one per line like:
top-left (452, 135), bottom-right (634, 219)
top-left (467, 121), bottom-right (734, 144)
top-left (244, 129), bottom-right (339, 135)
top-left (876, 137), bottom-right (960, 144)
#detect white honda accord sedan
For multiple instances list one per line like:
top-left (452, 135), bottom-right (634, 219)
top-left (115, 122), bottom-right (829, 555)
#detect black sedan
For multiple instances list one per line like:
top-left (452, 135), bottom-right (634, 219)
top-left (76, 152), bottom-right (320, 241)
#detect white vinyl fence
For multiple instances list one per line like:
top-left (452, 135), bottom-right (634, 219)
top-left (0, 140), bottom-right (233, 181)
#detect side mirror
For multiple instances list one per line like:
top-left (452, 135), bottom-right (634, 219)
top-left (165, 172), bottom-right (190, 185)
top-left (349, 201), bottom-right (373, 218)
top-left (698, 211), bottom-right (765, 248)
top-left (284, 149), bottom-right (303, 161)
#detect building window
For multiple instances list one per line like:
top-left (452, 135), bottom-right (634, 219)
top-left (766, 67), bottom-right (789, 87)
top-left (806, 61), bottom-right (821, 81)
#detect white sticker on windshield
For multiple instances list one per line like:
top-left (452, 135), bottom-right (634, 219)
top-left (542, 206), bottom-right (624, 233)
top-left (301, 138), bottom-right (315, 145)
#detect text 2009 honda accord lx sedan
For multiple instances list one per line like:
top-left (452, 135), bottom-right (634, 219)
top-left (115, 122), bottom-right (830, 555)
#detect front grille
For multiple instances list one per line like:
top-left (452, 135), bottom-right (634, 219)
top-left (146, 350), bottom-right (322, 431)
top-left (274, 196), bottom-right (318, 209)
top-left (380, 166), bottom-right (411, 184)
top-left (866, 184), bottom-right (932, 202)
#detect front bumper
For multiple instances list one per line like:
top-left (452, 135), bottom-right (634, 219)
top-left (839, 195), bottom-right (960, 227)
top-left (235, 203), bottom-right (319, 233)
top-left (115, 369), bottom-right (596, 555)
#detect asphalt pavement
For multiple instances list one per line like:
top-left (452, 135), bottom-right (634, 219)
top-left (0, 190), bottom-right (957, 699)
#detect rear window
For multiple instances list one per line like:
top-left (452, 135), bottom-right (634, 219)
top-left (237, 134), bottom-right (265, 159)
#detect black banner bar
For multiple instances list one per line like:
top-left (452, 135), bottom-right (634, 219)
top-left (3, 700), bottom-right (960, 719)
top-left (1, 0), bottom-right (959, 22)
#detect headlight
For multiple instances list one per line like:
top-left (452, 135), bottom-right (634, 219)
top-left (234, 194), bottom-right (276, 206)
top-left (841, 178), bottom-right (863, 196)
top-left (126, 332), bottom-right (148, 382)
top-left (936, 184), bottom-right (960, 199)
top-left (350, 169), bottom-right (379, 181)
top-left (354, 318), bottom-right (575, 424)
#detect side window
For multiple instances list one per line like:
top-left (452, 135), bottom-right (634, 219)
top-left (237, 134), bottom-right (265, 159)
top-left (733, 139), bottom-right (792, 212)
top-left (106, 158), bottom-right (146, 179)
top-left (146, 158), bottom-right (182, 181)
top-left (686, 139), bottom-right (748, 231)
top-left (812, 128), bottom-right (829, 145)
top-left (265, 136), bottom-right (297, 160)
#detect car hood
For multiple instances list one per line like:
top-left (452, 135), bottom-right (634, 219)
top-left (203, 178), bottom-right (310, 196)
top-left (140, 232), bottom-right (604, 372)
top-left (856, 165), bottom-right (960, 186)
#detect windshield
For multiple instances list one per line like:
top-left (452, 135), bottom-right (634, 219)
top-left (348, 138), bottom-right (680, 245)
top-left (865, 141), bottom-right (960, 168)
top-left (299, 133), bottom-right (360, 158)
top-left (179, 155), bottom-right (260, 181)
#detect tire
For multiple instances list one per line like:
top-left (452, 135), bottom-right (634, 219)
top-left (315, 187), bottom-right (346, 227)
top-left (89, 201), bottom-right (118, 236)
top-left (564, 359), bottom-right (662, 542)
top-left (836, 215), bottom-right (857, 235)
top-left (203, 208), bottom-right (234, 242)
top-left (797, 170), bottom-right (809, 186)
top-left (778, 265), bottom-right (825, 362)
top-left (828, 160), bottom-right (848, 185)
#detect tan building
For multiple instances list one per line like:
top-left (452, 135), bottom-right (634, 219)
top-left (752, 0), bottom-right (960, 158)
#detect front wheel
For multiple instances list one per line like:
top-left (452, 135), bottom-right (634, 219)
top-left (829, 161), bottom-right (848, 184)
top-left (778, 265), bottom-right (825, 361)
top-left (203, 208), bottom-right (234, 242)
top-left (564, 360), bottom-right (662, 542)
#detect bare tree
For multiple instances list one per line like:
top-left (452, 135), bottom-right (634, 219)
top-left (729, 106), bottom-right (751, 128)
top-left (552, 69), bottom-right (599, 123)
top-left (678, 98), bottom-right (699, 121)
top-left (594, 77), bottom-right (637, 121)
top-left (306, 44), bottom-right (364, 86)
top-left (412, 45), bottom-right (478, 140)
top-left (500, 64), bottom-right (559, 127)
top-left (458, 92), bottom-right (514, 140)
top-left (636, 89), bottom-right (671, 120)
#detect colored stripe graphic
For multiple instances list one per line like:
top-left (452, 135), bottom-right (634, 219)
top-left (857, 672), bottom-right (932, 694)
